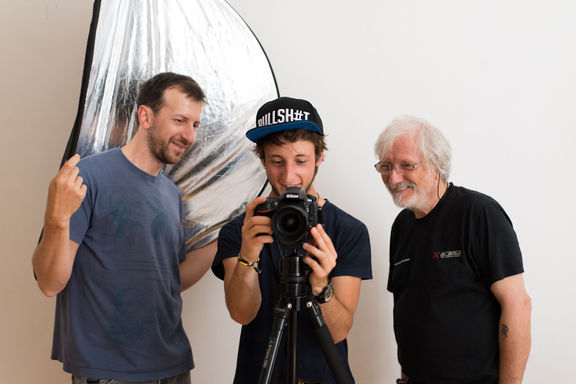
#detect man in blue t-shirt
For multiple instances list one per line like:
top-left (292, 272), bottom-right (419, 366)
top-left (212, 97), bottom-right (372, 384)
top-left (32, 72), bottom-right (215, 383)
top-left (374, 115), bottom-right (532, 384)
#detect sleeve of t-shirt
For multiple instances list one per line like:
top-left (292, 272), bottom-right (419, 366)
top-left (472, 199), bottom-right (524, 286)
top-left (178, 194), bottom-right (187, 263)
top-left (212, 216), bottom-right (243, 280)
top-left (331, 220), bottom-right (373, 280)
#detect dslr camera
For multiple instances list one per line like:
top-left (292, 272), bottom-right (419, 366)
top-left (255, 186), bottom-right (323, 248)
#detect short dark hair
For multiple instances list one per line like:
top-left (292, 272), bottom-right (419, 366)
top-left (254, 129), bottom-right (327, 162)
top-left (137, 72), bottom-right (206, 113)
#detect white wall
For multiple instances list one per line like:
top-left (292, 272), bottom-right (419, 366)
top-left (1, 1), bottom-right (574, 383)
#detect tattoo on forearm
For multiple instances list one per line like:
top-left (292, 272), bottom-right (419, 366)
top-left (501, 323), bottom-right (509, 339)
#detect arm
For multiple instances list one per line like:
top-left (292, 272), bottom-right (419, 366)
top-left (302, 224), bottom-right (361, 343)
top-left (491, 273), bottom-right (532, 384)
top-left (317, 275), bottom-right (361, 343)
top-left (32, 155), bottom-right (86, 297)
top-left (396, 372), bottom-right (409, 384)
top-left (223, 197), bottom-right (272, 325)
top-left (180, 240), bottom-right (217, 291)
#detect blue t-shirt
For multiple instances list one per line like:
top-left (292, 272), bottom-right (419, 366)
top-left (213, 200), bottom-right (372, 384)
top-left (51, 148), bottom-right (193, 381)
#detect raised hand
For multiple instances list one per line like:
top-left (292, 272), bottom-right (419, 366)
top-left (240, 196), bottom-right (273, 263)
top-left (44, 154), bottom-right (87, 228)
top-left (302, 224), bottom-right (338, 296)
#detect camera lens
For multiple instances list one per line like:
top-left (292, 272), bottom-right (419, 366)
top-left (280, 213), bottom-right (300, 232)
top-left (273, 206), bottom-right (307, 246)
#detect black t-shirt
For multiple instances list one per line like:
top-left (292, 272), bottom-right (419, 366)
top-left (213, 200), bottom-right (372, 384)
top-left (388, 184), bottom-right (524, 384)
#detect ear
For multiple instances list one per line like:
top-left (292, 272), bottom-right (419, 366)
top-left (137, 105), bottom-right (153, 129)
top-left (316, 150), bottom-right (325, 167)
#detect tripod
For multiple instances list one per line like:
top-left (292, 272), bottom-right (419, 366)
top-left (257, 248), bottom-right (354, 384)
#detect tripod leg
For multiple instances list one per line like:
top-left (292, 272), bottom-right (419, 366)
top-left (287, 306), bottom-right (298, 384)
top-left (306, 299), bottom-right (355, 384)
top-left (258, 300), bottom-right (291, 384)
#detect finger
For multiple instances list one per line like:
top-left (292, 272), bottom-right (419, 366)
top-left (302, 256), bottom-right (330, 290)
top-left (243, 232), bottom-right (274, 247)
top-left (61, 154), bottom-right (81, 172)
top-left (302, 247), bottom-right (332, 280)
top-left (74, 175), bottom-right (85, 189)
top-left (67, 154), bottom-right (81, 167)
top-left (243, 216), bottom-right (272, 234)
top-left (309, 226), bottom-right (328, 252)
top-left (256, 234), bottom-right (274, 244)
top-left (314, 224), bottom-right (337, 258)
top-left (79, 184), bottom-right (87, 198)
top-left (249, 215), bottom-right (272, 226)
top-left (247, 223), bottom-right (273, 238)
top-left (58, 155), bottom-right (81, 181)
top-left (301, 255), bottom-right (322, 274)
top-left (68, 167), bottom-right (82, 186)
top-left (245, 196), bottom-right (268, 221)
top-left (302, 241), bottom-right (321, 259)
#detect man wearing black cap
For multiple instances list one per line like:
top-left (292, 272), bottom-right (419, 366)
top-left (212, 97), bottom-right (372, 383)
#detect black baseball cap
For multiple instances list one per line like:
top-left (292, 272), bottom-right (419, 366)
top-left (246, 97), bottom-right (324, 143)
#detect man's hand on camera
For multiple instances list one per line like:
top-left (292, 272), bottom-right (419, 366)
top-left (240, 197), bottom-right (273, 263)
top-left (302, 224), bottom-right (337, 296)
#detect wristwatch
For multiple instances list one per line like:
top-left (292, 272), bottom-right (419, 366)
top-left (315, 280), bottom-right (334, 304)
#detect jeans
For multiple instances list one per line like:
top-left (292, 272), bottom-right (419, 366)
top-left (71, 371), bottom-right (191, 384)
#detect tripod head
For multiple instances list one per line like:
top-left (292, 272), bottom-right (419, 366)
top-left (276, 247), bottom-right (310, 308)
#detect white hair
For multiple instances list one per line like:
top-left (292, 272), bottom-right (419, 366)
top-left (374, 115), bottom-right (452, 182)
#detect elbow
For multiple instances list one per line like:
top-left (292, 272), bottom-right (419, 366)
top-left (37, 282), bottom-right (61, 298)
top-left (232, 316), bottom-right (252, 326)
top-left (331, 318), bottom-right (354, 344)
top-left (229, 308), bottom-right (258, 326)
top-left (181, 279), bottom-right (193, 292)
top-left (32, 257), bottom-right (72, 297)
top-left (521, 293), bottom-right (533, 315)
top-left (334, 328), bottom-right (352, 344)
top-left (525, 296), bottom-right (533, 327)
top-left (332, 334), bottom-right (347, 344)
top-left (332, 327), bottom-right (351, 344)
top-left (223, 282), bottom-right (261, 325)
top-left (43, 290), bottom-right (58, 298)
top-left (226, 296), bottom-right (259, 325)
top-left (35, 273), bottom-right (66, 297)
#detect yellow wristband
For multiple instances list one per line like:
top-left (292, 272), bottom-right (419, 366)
top-left (237, 254), bottom-right (262, 274)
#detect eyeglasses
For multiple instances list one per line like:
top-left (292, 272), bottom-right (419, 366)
top-left (374, 161), bottom-right (424, 175)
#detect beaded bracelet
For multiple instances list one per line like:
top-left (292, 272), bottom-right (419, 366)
top-left (237, 254), bottom-right (262, 274)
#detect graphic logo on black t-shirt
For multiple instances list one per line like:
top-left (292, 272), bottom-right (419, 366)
top-left (432, 250), bottom-right (462, 259)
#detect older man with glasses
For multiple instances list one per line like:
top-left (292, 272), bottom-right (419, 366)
top-left (374, 116), bottom-right (531, 384)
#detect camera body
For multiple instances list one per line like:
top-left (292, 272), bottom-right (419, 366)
top-left (255, 186), bottom-right (323, 248)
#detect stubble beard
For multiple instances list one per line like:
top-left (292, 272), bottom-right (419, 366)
top-left (147, 129), bottom-right (187, 165)
top-left (269, 165), bottom-right (318, 197)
